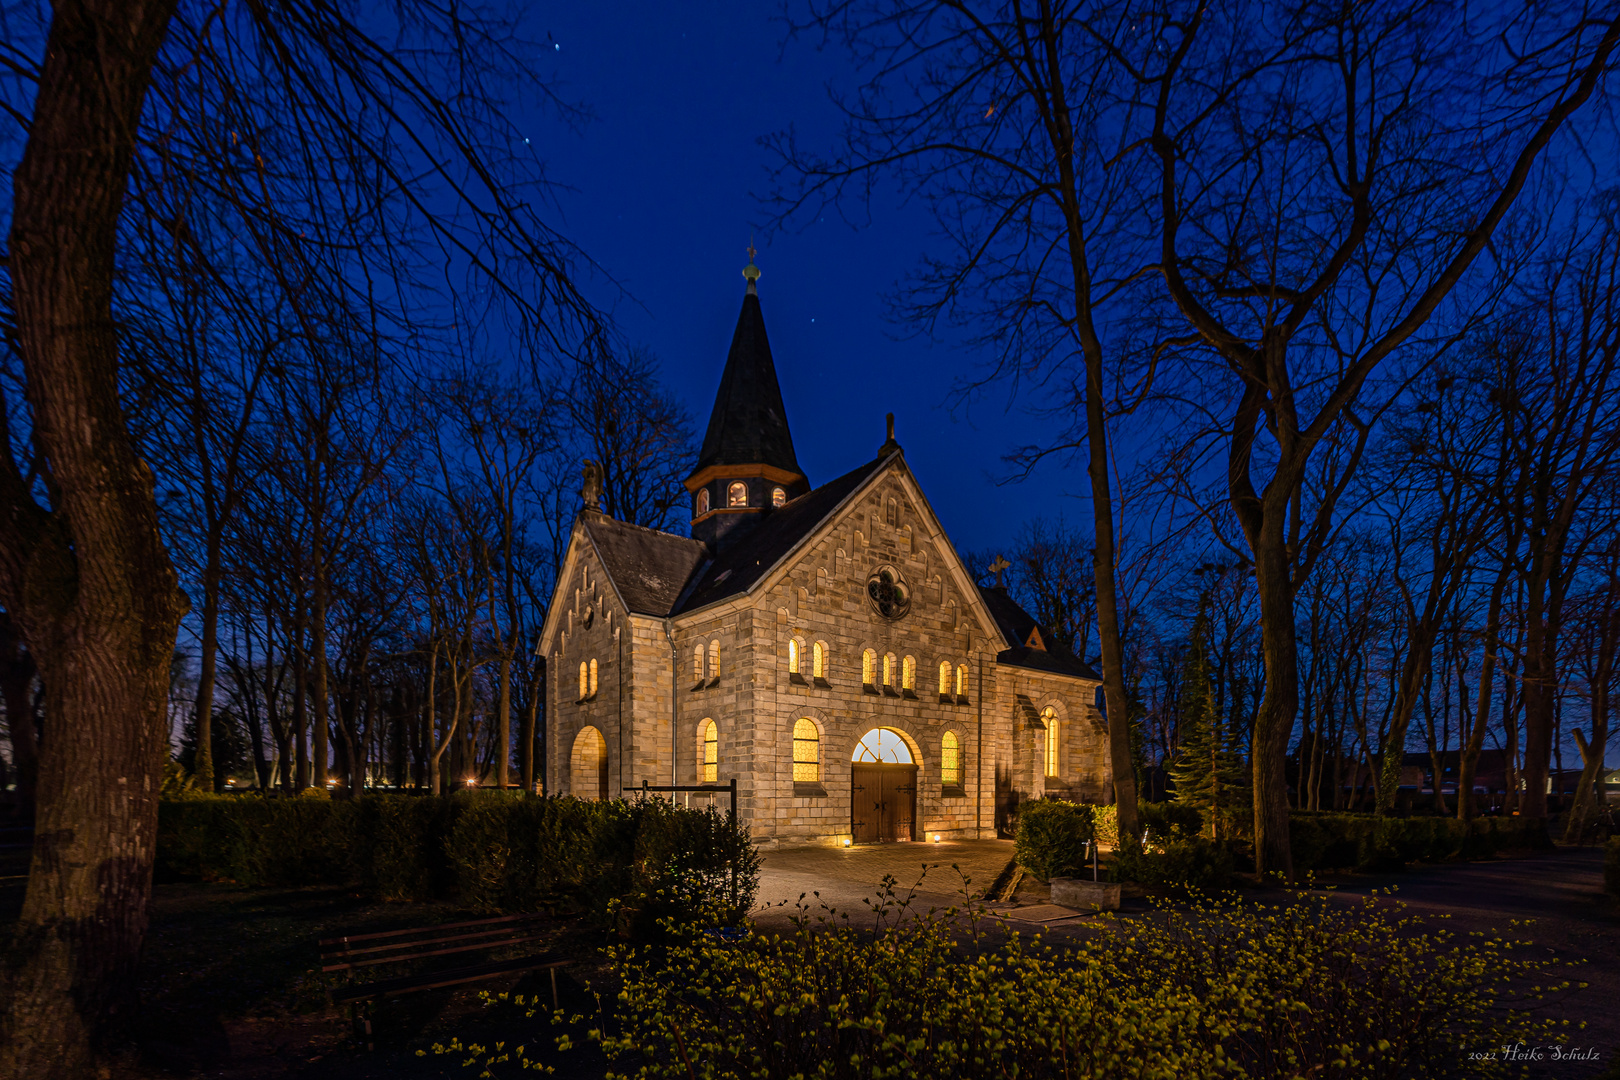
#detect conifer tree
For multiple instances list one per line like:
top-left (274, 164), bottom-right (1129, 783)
top-left (1171, 610), bottom-right (1249, 841)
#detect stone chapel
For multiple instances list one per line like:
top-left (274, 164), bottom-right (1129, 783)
top-left (539, 259), bottom-right (1111, 844)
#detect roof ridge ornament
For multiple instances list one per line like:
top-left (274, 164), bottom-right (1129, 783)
top-left (879, 411), bottom-right (902, 457)
top-left (743, 237), bottom-right (761, 295)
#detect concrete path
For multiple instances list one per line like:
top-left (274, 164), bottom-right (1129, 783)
top-left (753, 838), bottom-right (1014, 928)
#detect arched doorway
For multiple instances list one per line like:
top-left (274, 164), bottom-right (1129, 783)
top-left (571, 726), bottom-right (608, 799)
top-left (851, 728), bottom-right (917, 843)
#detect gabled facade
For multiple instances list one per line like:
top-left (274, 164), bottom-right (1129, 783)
top-left (538, 265), bottom-right (1111, 844)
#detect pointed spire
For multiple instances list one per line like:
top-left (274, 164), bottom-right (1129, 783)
top-left (690, 269), bottom-right (803, 481)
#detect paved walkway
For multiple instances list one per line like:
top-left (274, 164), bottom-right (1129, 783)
top-left (753, 838), bottom-right (1015, 928)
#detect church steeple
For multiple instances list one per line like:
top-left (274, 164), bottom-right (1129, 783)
top-left (686, 255), bottom-right (809, 549)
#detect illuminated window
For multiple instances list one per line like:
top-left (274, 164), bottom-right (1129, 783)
top-left (772, 486), bottom-right (786, 507)
top-left (862, 649), bottom-right (876, 688)
top-left (588, 658), bottom-right (599, 697)
top-left (882, 653), bottom-right (895, 688)
top-left (700, 718), bottom-right (718, 783)
top-left (793, 718), bottom-right (821, 782)
top-left (813, 641), bottom-right (827, 679)
top-left (938, 660), bottom-right (951, 696)
top-left (694, 643), bottom-right (705, 684)
top-left (901, 655), bottom-right (915, 692)
top-left (788, 638), bottom-right (800, 675)
top-left (708, 640), bottom-right (720, 680)
top-left (696, 488), bottom-right (710, 515)
top-left (727, 481), bottom-right (748, 507)
top-left (942, 731), bottom-right (963, 787)
top-left (1043, 706), bottom-right (1059, 777)
top-left (578, 661), bottom-right (588, 701)
top-left (955, 663), bottom-right (969, 698)
top-left (853, 728), bottom-right (913, 763)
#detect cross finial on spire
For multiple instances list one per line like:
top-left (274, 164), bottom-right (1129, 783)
top-left (988, 555), bottom-right (1011, 588)
top-left (742, 235), bottom-right (761, 294)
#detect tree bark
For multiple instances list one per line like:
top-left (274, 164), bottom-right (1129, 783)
top-left (0, 3), bottom-right (182, 1076)
top-left (0, 613), bottom-right (40, 815)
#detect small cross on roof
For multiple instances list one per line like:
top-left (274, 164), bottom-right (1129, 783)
top-left (988, 555), bottom-right (1011, 588)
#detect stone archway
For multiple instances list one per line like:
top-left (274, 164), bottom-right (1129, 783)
top-left (570, 726), bottom-right (608, 799)
top-left (851, 727), bottom-right (918, 842)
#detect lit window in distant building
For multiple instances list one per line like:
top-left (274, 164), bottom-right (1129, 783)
top-left (772, 486), bottom-right (787, 507)
top-left (942, 731), bottom-right (963, 787)
top-left (727, 481), bottom-right (748, 507)
top-left (700, 718), bottom-right (718, 783)
top-left (793, 718), bottom-right (821, 782)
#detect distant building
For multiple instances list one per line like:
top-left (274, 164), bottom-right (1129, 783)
top-left (537, 260), bottom-right (1109, 844)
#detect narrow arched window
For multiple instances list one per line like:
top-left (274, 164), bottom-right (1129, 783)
top-left (694, 643), bottom-right (705, 684)
top-left (942, 731), bottom-right (963, 788)
top-left (938, 660), bottom-right (951, 698)
top-left (700, 718), bottom-right (718, 783)
top-left (708, 640), bottom-right (720, 680)
top-left (727, 481), bottom-right (748, 507)
top-left (588, 658), bottom-right (599, 697)
top-left (696, 488), bottom-right (710, 515)
top-left (578, 661), bottom-right (588, 701)
top-left (1043, 706), bottom-right (1059, 777)
top-left (955, 663), bottom-right (969, 698)
top-left (813, 641), bottom-right (826, 679)
top-left (902, 655), bottom-right (916, 692)
top-left (793, 718), bottom-right (821, 782)
top-left (772, 486), bottom-right (786, 508)
top-left (862, 649), bottom-right (876, 689)
top-left (788, 638), bottom-right (800, 675)
top-left (882, 653), bottom-right (895, 688)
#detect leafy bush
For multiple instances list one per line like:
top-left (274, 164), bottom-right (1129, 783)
top-left (452, 875), bottom-right (1576, 1079)
top-left (1289, 812), bottom-right (1552, 873)
top-left (156, 792), bottom-right (760, 930)
top-left (1111, 836), bottom-right (1234, 892)
top-left (1013, 799), bottom-right (1094, 882)
top-left (1089, 801), bottom-right (1202, 851)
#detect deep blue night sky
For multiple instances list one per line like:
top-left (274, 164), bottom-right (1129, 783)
top-left (530, 3), bottom-right (1079, 556)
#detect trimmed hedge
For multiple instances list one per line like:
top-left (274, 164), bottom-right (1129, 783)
top-left (1087, 801), bottom-right (1205, 851)
top-left (1013, 800), bottom-right (1094, 882)
top-left (1288, 811), bottom-right (1552, 873)
top-left (156, 792), bottom-right (760, 927)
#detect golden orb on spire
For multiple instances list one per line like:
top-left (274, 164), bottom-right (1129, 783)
top-left (743, 238), bottom-right (761, 293)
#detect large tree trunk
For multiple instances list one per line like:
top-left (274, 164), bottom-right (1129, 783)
top-left (1249, 504), bottom-right (1298, 881)
top-left (0, 613), bottom-right (40, 815)
top-left (0, 3), bottom-right (182, 1076)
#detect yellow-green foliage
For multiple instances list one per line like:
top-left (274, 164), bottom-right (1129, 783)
top-left (1013, 799), bottom-right (1094, 882)
top-left (448, 875), bottom-right (1576, 1079)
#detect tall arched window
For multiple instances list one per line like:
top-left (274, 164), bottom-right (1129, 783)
top-left (901, 655), bottom-right (916, 692)
top-left (693, 643), bottom-right (705, 684)
top-left (1042, 706), bottom-right (1059, 777)
top-left (955, 663), bottom-right (969, 698)
top-left (772, 486), bottom-right (787, 507)
top-left (862, 649), bottom-right (877, 689)
top-left (727, 481), bottom-right (748, 507)
top-left (793, 718), bottom-right (821, 782)
top-left (708, 640), bottom-right (720, 680)
top-left (941, 731), bottom-right (963, 788)
top-left (699, 718), bottom-right (718, 783)
top-left (696, 488), bottom-right (710, 515)
top-left (882, 652), bottom-right (895, 689)
top-left (788, 638), bottom-right (801, 675)
top-left (578, 661), bottom-right (588, 701)
top-left (938, 660), bottom-right (952, 698)
top-left (588, 658), bottom-right (599, 697)
top-left (812, 641), bottom-right (827, 679)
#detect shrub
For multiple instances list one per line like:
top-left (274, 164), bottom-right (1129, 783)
top-left (156, 793), bottom-right (760, 929)
top-left (1288, 812), bottom-right (1553, 873)
top-left (1111, 836), bottom-right (1234, 892)
top-left (1140, 800), bottom-right (1204, 840)
top-left (1013, 799), bottom-right (1094, 882)
top-left (452, 876), bottom-right (1576, 1079)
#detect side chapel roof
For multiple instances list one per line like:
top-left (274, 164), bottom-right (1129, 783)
top-left (978, 584), bottom-right (1101, 681)
top-left (582, 516), bottom-right (708, 617)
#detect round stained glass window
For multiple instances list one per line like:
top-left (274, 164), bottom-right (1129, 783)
top-left (866, 567), bottom-right (910, 621)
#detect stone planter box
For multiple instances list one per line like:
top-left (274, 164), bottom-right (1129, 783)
top-left (1050, 877), bottom-right (1122, 911)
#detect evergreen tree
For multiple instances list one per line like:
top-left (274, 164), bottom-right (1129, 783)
top-left (1170, 610), bottom-right (1250, 841)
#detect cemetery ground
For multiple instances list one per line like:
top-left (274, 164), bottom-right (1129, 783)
top-left (0, 836), bottom-right (1615, 1079)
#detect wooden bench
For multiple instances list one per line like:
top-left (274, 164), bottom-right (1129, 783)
top-left (319, 912), bottom-right (568, 1049)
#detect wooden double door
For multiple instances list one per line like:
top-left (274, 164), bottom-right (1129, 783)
top-left (851, 763), bottom-right (917, 843)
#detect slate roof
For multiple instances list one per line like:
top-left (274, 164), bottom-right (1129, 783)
top-left (583, 515), bottom-right (708, 617)
top-left (676, 455), bottom-right (890, 612)
top-left (691, 291), bottom-right (804, 478)
top-left (979, 585), bottom-right (1101, 681)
